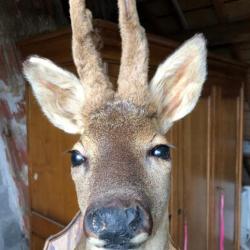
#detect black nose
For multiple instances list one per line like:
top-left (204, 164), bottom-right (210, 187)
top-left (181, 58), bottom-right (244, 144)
top-left (84, 201), bottom-right (152, 248)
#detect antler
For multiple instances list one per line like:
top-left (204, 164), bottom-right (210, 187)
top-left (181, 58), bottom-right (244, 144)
top-left (69, 0), bottom-right (114, 110)
top-left (117, 0), bottom-right (149, 106)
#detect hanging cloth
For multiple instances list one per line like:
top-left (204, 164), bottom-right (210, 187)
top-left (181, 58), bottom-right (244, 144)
top-left (44, 211), bottom-right (84, 250)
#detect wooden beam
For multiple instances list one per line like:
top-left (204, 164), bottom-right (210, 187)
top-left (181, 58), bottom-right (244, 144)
top-left (247, 73), bottom-right (250, 105)
top-left (211, 0), bottom-right (243, 61)
top-left (212, 0), bottom-right (227, 23)
top-left (171, 19), bottom-right (250, 46)
top-left (170, 0), bottom-right (189, 30)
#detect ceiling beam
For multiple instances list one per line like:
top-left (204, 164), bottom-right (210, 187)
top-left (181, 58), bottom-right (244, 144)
top-left (170, 0), bottom-right (189, 30)
top-left (171, 18), bottom-right (250, 47)
top-left (212, 0), bottom-right (227, 23)
top-left (211, 0), bottom-right (243, 60)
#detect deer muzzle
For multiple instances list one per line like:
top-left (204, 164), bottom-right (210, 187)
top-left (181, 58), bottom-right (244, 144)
top-left (84, 199), bottom-right (152, 249)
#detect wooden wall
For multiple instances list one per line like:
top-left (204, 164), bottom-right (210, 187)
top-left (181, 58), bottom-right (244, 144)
top-left (244, 102), bottom-right (250, 140)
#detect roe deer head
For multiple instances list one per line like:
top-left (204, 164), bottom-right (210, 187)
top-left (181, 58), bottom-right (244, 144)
top-left (23, 0), bottom-right (207, 249)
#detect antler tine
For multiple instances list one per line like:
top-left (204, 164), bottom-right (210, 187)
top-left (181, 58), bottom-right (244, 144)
top-left (69, 0), bottom-right (114, 109)
top-left (117, 0), bottom-right (149, 106)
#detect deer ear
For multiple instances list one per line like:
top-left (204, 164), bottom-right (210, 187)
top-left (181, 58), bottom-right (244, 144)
top-left (149, 34), bottom-right (207, 133)
top-left (23, 56), bottom-right (85, 134)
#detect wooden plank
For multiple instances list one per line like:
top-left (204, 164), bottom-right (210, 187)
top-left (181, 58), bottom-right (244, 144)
top-left (31, 211), bottom-right (64, 239)
top-left (146, 15), bottom-right (181, 34)
top-left (211, 0), bottom-right (242, 63)
top-left (144, 0), bottom-right (172, 17)
top-left (27, 84), bottom-right (79, 224)
top-left (244, 102), bottom-right (250, 139)
top-left (170, 0), bottom-right (189, 30)
top-left (236, 42), bottom-right (250, 51)
top-left (185, 7), bottom-right (218, 29)
top-left (172, 18), bottom-right (250, 46)
top-left (207, 80), bottom-right (243, 250)
top-left (212, 0), bottom-right (227, 23)
top-left (235, 50), bottom-right (250, 61)
top-left (158, 0), bottom-right (250, 34)
top-left (247, 73), bottom-right (250, 105)
top-left (178, 95), bottom-right (211, 249)
top-left (178, 0), bottom-right (212, 11)
top-left (154, 8), bottom-right (217, 31)
top-left (31, 233), bottom-right (46, 250)
top-left (235, 86), bottom-right (244, 249)
top-left (17, 19), bottom-right (247, 79)
top-left (145, 0), bottom-right (233, 15)
top-left (224, 0), bottom-right (250, 22)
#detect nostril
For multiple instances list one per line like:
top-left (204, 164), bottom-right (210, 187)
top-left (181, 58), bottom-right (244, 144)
top-left (125, 207), bottom-right (138, 222)
top-left (92, 211), bottom-right (106, 233)
top-left (85, 209), bottom-right (109, 235)
top-left (126, 207), bottom-right (142, 232)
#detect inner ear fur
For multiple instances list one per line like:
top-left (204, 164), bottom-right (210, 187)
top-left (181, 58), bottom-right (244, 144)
top-left (149, 34), bottom-right (207, 133)
top-left (23, 56), bottom-right (85, 134)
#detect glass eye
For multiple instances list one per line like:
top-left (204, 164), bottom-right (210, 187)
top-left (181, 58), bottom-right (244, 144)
top-left (69, 150), bottom-right (87, 167)
top-left (149, 145), bottom-right (170, 160)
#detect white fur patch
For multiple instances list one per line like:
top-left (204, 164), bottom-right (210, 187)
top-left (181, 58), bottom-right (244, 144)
top-left (130, 232), bottom-right (149, 245)
top-left (87, 237), bottom-right (106, 247)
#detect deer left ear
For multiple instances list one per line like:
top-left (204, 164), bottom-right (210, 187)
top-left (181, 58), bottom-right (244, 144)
top-left (23, 56), bottom-right (85, 134)
top-left (149, 34), bottom-right (207, 133)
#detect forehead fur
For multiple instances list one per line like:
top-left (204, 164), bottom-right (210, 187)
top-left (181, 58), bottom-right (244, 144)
top-left (85, 100), bottom-right (155, 137)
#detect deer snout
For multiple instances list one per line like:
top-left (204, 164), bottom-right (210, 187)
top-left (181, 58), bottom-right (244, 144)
top-left (84, 200), bottom-right (152, 248)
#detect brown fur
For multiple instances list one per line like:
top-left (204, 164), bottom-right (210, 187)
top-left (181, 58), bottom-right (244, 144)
top-left (23, 0), bottom-right (207, 249)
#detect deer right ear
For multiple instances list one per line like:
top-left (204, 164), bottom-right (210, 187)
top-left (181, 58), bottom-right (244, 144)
top-left (149, 34), bottom-right (207, 133)
top-left (23, 56), bottom-right (85, 134)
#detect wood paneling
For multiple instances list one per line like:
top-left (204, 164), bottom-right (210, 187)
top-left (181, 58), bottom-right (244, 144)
top-left (180, 96), bottom-right (211, 250)
top-left (31, 212), bottom-right (64, 239)
top-left (28, 88), bottom-right (79, 225)
top-left (169, 96), bottom-right (212, 249)
top-left (30, 212), bottom-right (64, 250)
top-left (211, 82), bottom-right (243, 250)
top-left (19, 20), bottom-right (247, 250)
top-left (244, 102), bottom-right (250, 139)
top-left (31, 234), bottom-right (46, 250)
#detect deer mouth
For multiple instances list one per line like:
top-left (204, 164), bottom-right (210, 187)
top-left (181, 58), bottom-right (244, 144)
top-left (87, 233), bottom-right (148, 249)
top-left (103, 243), bottom-right (144, 249)
top-left (86, 221), bottom-right (150, 249)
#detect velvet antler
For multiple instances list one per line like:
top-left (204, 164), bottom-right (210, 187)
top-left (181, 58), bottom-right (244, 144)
top-left (69, 0), bottom-right (114, 110)
top-left (117, 0), bottom-right (149, 106)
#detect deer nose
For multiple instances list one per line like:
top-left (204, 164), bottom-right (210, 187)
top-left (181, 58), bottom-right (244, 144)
top-left (84, 201), bottom-right (152, 248)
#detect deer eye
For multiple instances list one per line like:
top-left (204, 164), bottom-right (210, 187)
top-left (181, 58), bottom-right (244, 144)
top-left (149, 145), bottom-right (170, 160)
top-left (69, 150), bottom-right (87, 167)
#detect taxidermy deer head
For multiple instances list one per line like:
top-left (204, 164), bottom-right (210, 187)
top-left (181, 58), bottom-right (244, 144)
top-left (23, 0), bottom-right (207, 249)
